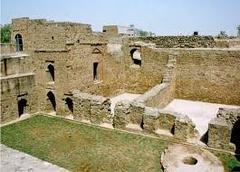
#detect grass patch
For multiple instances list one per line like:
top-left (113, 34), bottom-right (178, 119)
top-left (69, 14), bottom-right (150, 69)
top-left (1, 115), bottom-right (168, 172)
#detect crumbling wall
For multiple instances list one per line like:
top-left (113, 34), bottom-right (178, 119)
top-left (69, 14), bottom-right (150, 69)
top-left (72, 91), bottom-right (111, 124)
top-left (128, 36), bottom-right (216, 48)
top-left (113, 101), bottom-right (145, 129)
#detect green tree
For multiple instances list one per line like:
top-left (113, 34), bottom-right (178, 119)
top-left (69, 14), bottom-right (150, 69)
top-left (1, 24), bottom-right (11, 43)
top-left (237, 25), bottom-right (240, 37)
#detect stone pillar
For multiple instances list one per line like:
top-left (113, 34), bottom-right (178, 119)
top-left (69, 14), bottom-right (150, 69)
top-left (113, 101), bottom-right (131, 129)
top-left (143, 107), bottom-right (159, 133)
top-left (207, 117), bottom-right (235, 151)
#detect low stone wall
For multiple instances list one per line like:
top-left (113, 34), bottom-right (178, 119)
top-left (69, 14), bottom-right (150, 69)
top-left (128, 36), bottom-right (216, 48)
top-left (0, 43), bottom-right (14, 54)
top-left (72, 91), bottom-right (111, 124)
top-left (113, 100), bottom-right (198, 141)
top-left (136, 83), bottom-right (172, 108)
top-left (113, 101), bottom-right (145, 129)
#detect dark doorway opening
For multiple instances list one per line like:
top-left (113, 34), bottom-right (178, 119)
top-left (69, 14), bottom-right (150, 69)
top-left (47, 64), bottom-right (55, 81)
top-left (93, 62), bottom-right (99, 80)
top-left (133, 59), bottom-right (142, 66)
top-left (231, 119), bottom-right (240, 160)
top-left (15, 34), bottom-right (23, 52)
top-left (47, 91), bottom-right (56, 111)
top-left (130, 48), bottom-right (142, 66)
top-left (18, 98), bottom-right (27, 117)
top-left (65, 97), bottom-right (73, 113)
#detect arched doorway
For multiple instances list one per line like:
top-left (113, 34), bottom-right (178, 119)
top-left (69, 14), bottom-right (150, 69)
top-left (47, 91), bottom-right (56, 111)
top-left (231, 119), bottom-right (240, 160)
top-left (65, 97), bottom-right (73, 113)
top-left (47, 64), bottom-right (55, 81)
top-left (130, 48), bottom-right (142, 66)
top-left (15, 34), bottom-right (23, 52)
top-left (18, 98), bottom-right (27, 117)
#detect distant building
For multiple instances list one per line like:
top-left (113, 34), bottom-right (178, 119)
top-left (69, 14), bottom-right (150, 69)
top-left (103, 25), bottom-right (137, 37)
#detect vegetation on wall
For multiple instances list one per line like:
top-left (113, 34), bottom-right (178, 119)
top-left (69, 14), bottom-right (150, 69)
top-left (1, 24), bottom-right (11, 43)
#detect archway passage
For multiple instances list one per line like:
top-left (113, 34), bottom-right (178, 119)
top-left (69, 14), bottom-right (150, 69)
top-left (47, 64), bottom-right (55, 81)
top-left (18, 98), bottom-right (27, 117)
top-left (130, 48), bottom-right (142, 66)
top-left (231, 119), bottom-right (240, 160)
top-left (47, 91), bottom-right (56, 111)
top-left (15, 34), bottom-right (23, 52)
top-left (65, 97), bottom-right (73, 113)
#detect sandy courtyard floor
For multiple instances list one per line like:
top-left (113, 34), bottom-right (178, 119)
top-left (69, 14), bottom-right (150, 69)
top-left (164, 99), bottom-right (240, 137)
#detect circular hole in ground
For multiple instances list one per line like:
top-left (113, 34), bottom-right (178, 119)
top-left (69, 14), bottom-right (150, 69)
top-left (182, 156), bottom-right (198, 165)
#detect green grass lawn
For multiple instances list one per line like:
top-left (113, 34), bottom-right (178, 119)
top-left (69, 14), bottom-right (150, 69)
top-left (1, 115), bottom-right (240, 172)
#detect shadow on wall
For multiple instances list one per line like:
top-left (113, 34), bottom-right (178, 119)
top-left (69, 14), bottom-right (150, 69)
top-left (231, 119), bottom-right (240, 160)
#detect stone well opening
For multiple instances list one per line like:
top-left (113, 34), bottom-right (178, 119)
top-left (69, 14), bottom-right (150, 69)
top-left (182, 156), bottom-right (198, 165)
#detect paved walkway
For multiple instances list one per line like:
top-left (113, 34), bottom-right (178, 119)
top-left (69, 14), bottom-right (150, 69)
top-left (0, 144), bottom-right (69, 172)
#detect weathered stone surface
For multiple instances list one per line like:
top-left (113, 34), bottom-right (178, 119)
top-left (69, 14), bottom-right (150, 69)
top-left (113, 101), bottom-right (145, 129)
top-left (216, 107), bottom-right (240, 125)
top-left (143, 107), bottom-right (159, 133)
top-left (174, 115), bottom-right (198, 141)
top-left (207, 117), bottom-right (235, 151)
top-left (129, 36), bottom-right (216, 48)
top-left (113, 101), bottom-right (131, 129)
top-left (72, 91), bottom-right (111, 124)
top-left (90, 96), bottom-right (111, 124)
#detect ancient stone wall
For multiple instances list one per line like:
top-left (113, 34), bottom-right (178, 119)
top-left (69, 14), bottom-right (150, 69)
top-left (173, 49), bottom-right (240, 105)
top-left (128, 36), bottom-right (216, 48)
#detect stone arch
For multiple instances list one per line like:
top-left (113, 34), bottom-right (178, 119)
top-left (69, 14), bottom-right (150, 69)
top-left (65, 97), bottom-right (73, 113)
top-left (47, 91), bottom-right (56, 111)
top-left (18, 98), bottom-right (27, 117)
top-left (15, 34), bottom-right (23, 52)
top-left (130, 48), bottom-right (141, 66)
top-left (231, 119), bottom-right (240, 158)
top-left (47, 64), bottom-right (55, 81)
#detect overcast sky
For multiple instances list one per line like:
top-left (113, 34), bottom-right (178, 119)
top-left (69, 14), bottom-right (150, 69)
top-left (1, 0), bottom-right (240, 36)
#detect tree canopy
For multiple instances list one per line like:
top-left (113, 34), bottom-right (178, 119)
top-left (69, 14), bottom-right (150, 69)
top-left (1, 24), bottom-right (11, 43)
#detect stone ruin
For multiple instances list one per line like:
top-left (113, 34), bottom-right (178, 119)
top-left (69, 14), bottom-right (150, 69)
top-left (1, 17), bottom-right (240, 157)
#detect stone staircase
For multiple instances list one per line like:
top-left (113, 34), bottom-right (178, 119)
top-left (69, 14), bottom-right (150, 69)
top-left (162, 53), bottom-right (177, 83)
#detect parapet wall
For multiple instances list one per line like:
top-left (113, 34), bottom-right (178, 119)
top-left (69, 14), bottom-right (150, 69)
top-left (128, 36), bottom-right (216, 48)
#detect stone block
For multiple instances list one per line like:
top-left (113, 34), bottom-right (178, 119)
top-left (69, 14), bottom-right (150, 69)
top-left (207, 117), bottom-right (235, 151)
top-left (143, 107), bottom-right (159, 133)
top-left (90, 95), bottom-right (111, 124)
top-left (174, 115), bottom-right (197, 141)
